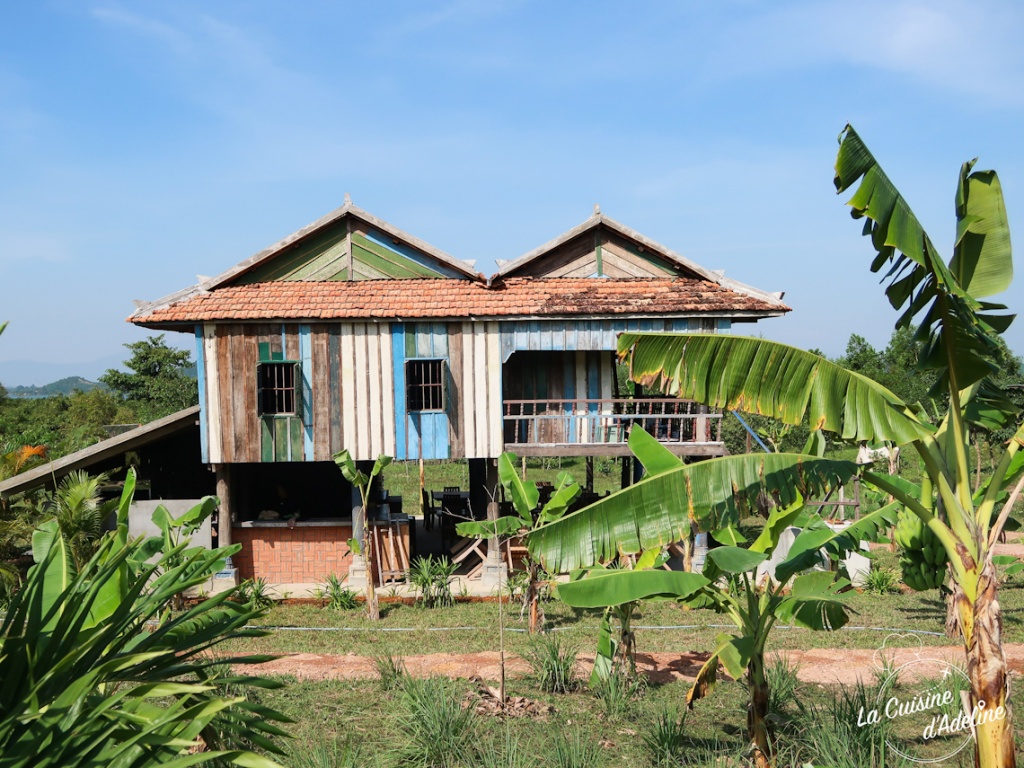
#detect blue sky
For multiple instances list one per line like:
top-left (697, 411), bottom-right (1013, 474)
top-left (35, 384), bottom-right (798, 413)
top-left (1, 1), bottom-right (1023, 384)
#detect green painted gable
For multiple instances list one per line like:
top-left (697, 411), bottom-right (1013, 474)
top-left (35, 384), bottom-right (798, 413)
top-left (236, 218), bottom-right (464, 284)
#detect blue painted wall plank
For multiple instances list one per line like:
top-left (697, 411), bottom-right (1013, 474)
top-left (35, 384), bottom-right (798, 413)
top-left (194, 326), bottom-right (209, 464)
top-left (392, 325), bottom-right (408, 460)
top-left (299, 324), bottom-right (314, 460)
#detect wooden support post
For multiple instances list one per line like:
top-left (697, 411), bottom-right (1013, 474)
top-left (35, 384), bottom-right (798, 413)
top-left (585, 456), bottom-right (594, 494)
top-left (215, 464), bottom-right (232, 549)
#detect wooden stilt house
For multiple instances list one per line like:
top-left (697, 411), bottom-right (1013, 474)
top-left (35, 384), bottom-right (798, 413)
top-left (130, 200), bottom-right (789, 585)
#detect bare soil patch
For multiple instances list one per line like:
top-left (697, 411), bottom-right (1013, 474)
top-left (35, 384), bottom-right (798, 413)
top-left (250, 643), bottom-right (1024, 687)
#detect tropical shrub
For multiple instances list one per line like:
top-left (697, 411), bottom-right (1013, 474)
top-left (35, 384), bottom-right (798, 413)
top-left (0, 469), bottom-right (290, 767)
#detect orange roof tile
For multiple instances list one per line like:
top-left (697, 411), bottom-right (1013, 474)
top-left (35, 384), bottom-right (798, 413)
top-left (131, 277), bottom-right (789, 326)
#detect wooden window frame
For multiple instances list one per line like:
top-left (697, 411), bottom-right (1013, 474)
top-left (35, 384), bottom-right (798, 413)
top-left (257, 361), bottom-right (301, 416)
top-left (406, 358), bottom-right (445, 412)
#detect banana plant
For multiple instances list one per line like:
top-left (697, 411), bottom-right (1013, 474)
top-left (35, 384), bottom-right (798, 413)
top-left (333, 450), bottom-right (392, 621)
top-left (457, 452), bottom-right (580, 633)
top-left (0, 468), bottom-right (290, 767)
top-left (547, 430), bottom-right (897, 765)
top-left (557, 547), bottom-right (708, 686)
top-left (535, 126), bottom-right (1020, 767)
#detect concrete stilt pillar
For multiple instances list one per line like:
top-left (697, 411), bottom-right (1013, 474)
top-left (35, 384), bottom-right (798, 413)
top-left (480, 458), bottom-right (508, 591)
top-left (347, 475), bottom-right (368, 589)
top-left (212, 464), bottom-right (239, 593)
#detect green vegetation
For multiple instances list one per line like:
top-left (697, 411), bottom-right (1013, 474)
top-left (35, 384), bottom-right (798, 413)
top-left (528, 125), bottom-right (1023, 766)
top-left (0, 470), bottom-right (290, 766)
top-left (0, 335), bottom-right (199, 460)
top-left (99, 335), bottom-right (199, 424)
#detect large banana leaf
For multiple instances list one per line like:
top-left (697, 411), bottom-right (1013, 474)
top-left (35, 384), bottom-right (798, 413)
top-left (619, 333), bottom-right (930, 446)
top-left (498, 452), bottom-right (539, 523)
top-left (555, 569), bottom-right (709, 608)
top-left (529, 444), bottom-right (859, 573)
top-left (835, 124), bottom-right (1014, 399)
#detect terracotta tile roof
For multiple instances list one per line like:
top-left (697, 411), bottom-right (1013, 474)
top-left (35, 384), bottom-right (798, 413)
top-left (131, 277), bottom-right (790, 325)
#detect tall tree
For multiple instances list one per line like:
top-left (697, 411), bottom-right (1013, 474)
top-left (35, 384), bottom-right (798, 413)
top-left (100, 335), bottom-right (198, 423)
top-left (531, 126), bottom-right (1020, 767)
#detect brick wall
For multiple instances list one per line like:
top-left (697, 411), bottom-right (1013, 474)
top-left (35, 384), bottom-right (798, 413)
top-left (232, 524), bottom-right (354, 584)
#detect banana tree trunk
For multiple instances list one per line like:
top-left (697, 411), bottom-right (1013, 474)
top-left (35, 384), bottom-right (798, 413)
top-left (747, 650), bottom-right (773, 768)
top-left (526, 560), bottom-right (542, 634)
top-left (360, 508), bottom-right (379, 621)
top-left (616, 603), bottom-right (637, 675)
top-left (955, 561), bottom-right (1015, 767)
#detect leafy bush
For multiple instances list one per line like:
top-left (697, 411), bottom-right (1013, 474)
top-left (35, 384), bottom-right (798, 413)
top-left (0, 471), bottom-right (289, 767)
top-left (238, 576), bottom-right (275, 610)
top-left (408, 555), bottom-right (457, 609)
top-left (863, 567), bottom-right (902, 595)
top-left (322, 572), bottom-right (359, 610)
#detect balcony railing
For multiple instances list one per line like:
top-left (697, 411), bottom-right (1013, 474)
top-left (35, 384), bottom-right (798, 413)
top-left (503, 398), bottom-right (723, 455)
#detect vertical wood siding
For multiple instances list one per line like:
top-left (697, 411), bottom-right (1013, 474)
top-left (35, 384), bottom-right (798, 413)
top-left (202, 324), bottom-right (222, 463)
top-left (499, 318), bottom-right (695, 362)
top-left (334, 322), bottom-right (395, 461)
top-left (457, 321), bottom-right (503, 458)
top-left (200, 322), bottom-right (395, 464)
top-left (195, 317), bottom-right (728, 465)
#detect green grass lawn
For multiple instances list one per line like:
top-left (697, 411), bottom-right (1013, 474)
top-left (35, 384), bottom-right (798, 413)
top-left (253, 653), bottom-right (1023, 767)
top-left (383, 457), bottom-right (624, 509)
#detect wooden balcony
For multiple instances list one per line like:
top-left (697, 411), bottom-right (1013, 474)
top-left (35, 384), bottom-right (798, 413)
top-left (503, 398), bottom-right (725, 457)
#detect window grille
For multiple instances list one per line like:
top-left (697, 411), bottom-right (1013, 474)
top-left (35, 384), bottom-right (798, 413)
top-left (258, 362), bottom-right (298, 415)
top-left (406, 359), bottom-right (444, 411)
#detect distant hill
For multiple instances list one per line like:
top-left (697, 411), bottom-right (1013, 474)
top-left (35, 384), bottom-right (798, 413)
top-left (7, 377), bottom-right (106, 398)
top-left (0, 354), bottom-right (124, 387)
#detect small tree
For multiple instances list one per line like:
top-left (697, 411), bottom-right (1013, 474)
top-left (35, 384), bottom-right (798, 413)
top-left (333, 450), bottom-right (391, 621)
top-left (100, 335), bottom-right (198, 423)
top-left (551, 428), bottom-right (896, 764)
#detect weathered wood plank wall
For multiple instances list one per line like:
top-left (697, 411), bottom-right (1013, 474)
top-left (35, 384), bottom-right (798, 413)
top-left (197, 321), bottom-right (396, 463)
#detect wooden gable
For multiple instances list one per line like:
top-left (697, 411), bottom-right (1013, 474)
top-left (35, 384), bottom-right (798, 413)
top-left (236, 217), bottom-right (468, 283)
top-left (201, 199), bottom-right (478, 290)
top-left (510, 225), bottom-right (684, 279)
top-left (496, 209), bottom-right (722, 282)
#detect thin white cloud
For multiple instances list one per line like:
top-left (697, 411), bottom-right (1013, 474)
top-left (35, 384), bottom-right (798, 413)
top-left (90, 6), bottom-right (195, 59)
top-left (707, 0), bottom-right (1024, 106)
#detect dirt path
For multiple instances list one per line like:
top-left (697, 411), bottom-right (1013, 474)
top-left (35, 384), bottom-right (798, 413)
top-left (252, 642), bottom-right (1024, 687)
top-left (255, 541), bottom-right (1024, 687)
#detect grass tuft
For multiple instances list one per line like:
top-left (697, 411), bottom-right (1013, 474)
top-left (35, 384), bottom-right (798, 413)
top-left (641, 705), bottom-right (688, 766)
top-left (374, 651), bottom-right (408, 693)
top-left (396, 675), bottom-right (476, 767)
top-left (521, 633), bottom-right (578, 693)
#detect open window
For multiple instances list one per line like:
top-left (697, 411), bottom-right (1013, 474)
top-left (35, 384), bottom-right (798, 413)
top-left (406, 359), bottom-right (445, 411)
top-left (257, 361), bottom-right (300, 415)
